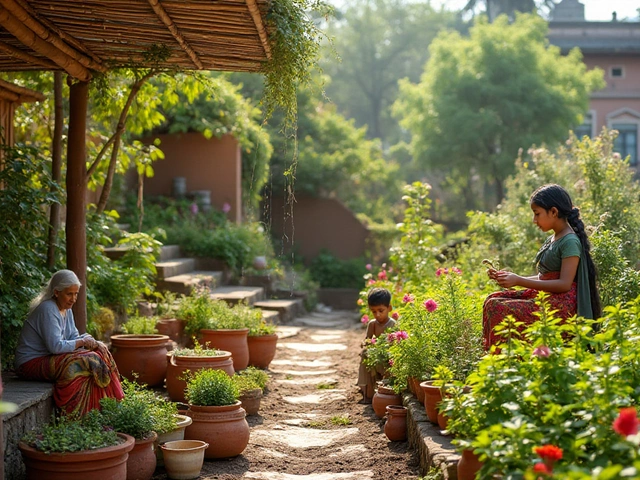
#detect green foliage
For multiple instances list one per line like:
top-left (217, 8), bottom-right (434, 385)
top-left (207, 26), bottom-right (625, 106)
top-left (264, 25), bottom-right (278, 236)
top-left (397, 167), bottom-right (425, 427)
top-left (173, 343), bottom-right (225, 357)
top-left (122, 316), bottom-right (158, 334)
top-left (460, 130), bottom-right (640, 307)
top-left (395, 13), bottom-right (605, 211)
top-left (99, 392), bottom-right (155, 440)
top-left (114, 379), bottom-right (178, 436)
top-left (185, 368), bottom-right (239, 407)
top-left (330, 415), bottom-right (352, 426)
top-left (248, 318), bottom-right (277, 337)
top-left (309, 250), bottom-right (368, 289)
top-left (0, 145), bottom-right (61, 366)
top-left (443, 295), bottom-right (640, 477)
top-left (235, 366), bottom-right (269, 390)
top-left (22, 411), bottom-right (120, 454)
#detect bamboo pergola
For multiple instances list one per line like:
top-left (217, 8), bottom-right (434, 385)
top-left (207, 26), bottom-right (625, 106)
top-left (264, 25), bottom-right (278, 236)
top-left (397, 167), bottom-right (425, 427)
top-left (0, 0), bottom-right (274, 333)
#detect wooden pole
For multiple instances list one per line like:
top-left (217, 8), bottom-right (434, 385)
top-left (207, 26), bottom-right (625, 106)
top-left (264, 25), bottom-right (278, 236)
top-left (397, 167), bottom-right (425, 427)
top-left (46, 72), bottom-right (63, 269)
top-left (66, 79), bottom-right (88, 333)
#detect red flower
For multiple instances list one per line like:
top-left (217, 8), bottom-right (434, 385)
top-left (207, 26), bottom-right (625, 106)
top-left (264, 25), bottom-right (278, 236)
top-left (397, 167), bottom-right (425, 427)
top-left (613, 407), bottom-right (640, 436)
top-left (534, 445), bottom-right (562, 468)
top-left (533, 463), bottom-right (552, 474)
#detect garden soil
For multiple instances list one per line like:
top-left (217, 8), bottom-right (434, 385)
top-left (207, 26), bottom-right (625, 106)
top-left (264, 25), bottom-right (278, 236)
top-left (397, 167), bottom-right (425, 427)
top-left (152, 310), bottom-right (421, 480)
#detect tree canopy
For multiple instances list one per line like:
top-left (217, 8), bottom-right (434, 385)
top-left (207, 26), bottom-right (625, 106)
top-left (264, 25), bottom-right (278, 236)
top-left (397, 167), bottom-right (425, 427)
top-left (394, 13), bottom-right (604, 208)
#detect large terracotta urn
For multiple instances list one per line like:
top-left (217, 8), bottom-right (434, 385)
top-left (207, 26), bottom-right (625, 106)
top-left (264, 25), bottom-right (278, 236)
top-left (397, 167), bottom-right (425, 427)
top-left (110, 334), bottom-right (170, 387)
top-left (372, 385), bottom-right (402, 419)
top-left (247, 333), bottom-right (278, 369)
top-left (457, 448), bottom-right (483, 480)
top-left (166, 351), bottom-right (235, 403)
top-left (420, 380), bottom-right (443, 424)
top-left (18, 433), bottom-right (134, 480)
top-left (199, 328), bottom-right (249, 371)
top-left (384, 405), bottom-right (408, 441)
top-left (185, 402), bottom-right (250, 459)
top-left (126, 431), bottom-right (157, 480)
top-left (155, 318), bottom-right (186, 345)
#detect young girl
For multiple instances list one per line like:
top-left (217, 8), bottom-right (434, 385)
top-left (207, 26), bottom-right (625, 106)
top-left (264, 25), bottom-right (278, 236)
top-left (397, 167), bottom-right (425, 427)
top-left (483, 184), bottom-right (601, 348)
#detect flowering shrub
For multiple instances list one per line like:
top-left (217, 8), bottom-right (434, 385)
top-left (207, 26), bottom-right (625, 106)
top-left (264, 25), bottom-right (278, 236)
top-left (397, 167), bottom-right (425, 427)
top-left (362, 333), bottom-right (392, 374)
top-left (443, 294), bottom-right (640, 478)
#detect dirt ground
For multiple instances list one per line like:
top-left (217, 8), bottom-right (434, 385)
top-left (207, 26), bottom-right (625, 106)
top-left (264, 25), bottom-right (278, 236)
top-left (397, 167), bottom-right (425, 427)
top-left (151, 311), bottom-right (422, 479)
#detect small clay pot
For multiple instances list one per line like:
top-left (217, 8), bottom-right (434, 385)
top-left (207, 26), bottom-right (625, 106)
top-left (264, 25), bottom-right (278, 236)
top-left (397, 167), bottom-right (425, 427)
top-left (372, 385), bottom-right (402, 419)
top-left (457, 448), bottom-right (483, 480)
top-left (238, 388), bottom-right (263, 416)
top-left (384, 405), bottom-right (407, 441)
top-left (126, 431), bottom-right (157, 480)
top-left (420, 380), bottom-right (442, 424)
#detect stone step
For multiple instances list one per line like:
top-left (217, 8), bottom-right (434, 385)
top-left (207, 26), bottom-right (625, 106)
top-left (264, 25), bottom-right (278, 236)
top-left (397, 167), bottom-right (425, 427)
top-left (253, 298), bottom-right (305, 324)
top-left (102, 246), bottom-right (129, 261)
top-left (156, 258), bottom-right (195, 279)
top-left (159, 245), bottom-right (182, 261)
top-left (259, 309), bottom-right (280, 323)
top-left (156, 271), bottom-right (223, 295)
top-left (209, 286), bottom-right (265, 306)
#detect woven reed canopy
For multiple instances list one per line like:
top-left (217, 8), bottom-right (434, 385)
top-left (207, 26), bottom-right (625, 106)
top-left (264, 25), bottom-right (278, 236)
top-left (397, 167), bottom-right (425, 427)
top-left (0, 0), bottom-right (272, 81)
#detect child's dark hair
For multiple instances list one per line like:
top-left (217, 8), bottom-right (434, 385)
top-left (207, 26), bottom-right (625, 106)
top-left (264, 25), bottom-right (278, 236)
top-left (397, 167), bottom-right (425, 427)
top-left (368, 287), bottom-right (392, 307)
top-left (530, 184), bottom-right (601, 318)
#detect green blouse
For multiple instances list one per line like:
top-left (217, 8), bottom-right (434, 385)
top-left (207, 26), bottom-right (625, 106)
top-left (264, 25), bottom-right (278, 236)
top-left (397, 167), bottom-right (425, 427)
top-left (534, 233), bottom-right (593, 319)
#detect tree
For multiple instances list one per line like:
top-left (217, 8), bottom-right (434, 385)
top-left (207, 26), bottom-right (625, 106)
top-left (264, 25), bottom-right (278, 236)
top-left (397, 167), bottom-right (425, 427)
top-left (322, 0), bottom-right (458, 144)
top-left (394, 13), bottom-right (604, 209)
top-left (462, 0), bottom-right (556, 21)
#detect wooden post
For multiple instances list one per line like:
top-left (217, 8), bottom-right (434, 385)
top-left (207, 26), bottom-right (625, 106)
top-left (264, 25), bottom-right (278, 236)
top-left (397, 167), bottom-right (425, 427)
top-left (66, 79), bottom-right (88, 333)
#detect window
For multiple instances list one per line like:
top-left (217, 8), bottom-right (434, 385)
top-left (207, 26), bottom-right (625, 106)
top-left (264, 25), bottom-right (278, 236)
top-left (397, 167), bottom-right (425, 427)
top-left (574, 113), bottom-right (593, 139)
top-left (612, 123), bottom-right (638, 166)
top-left (611, 66), bottom-right (624, 78)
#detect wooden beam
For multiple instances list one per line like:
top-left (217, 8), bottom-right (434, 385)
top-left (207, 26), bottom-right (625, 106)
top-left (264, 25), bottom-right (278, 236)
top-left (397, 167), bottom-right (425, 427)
top-left (0, 6), bottom-right (92, 81)
top-left (0, 40), bottom-right (56, 68)
top-left (146, 0), bottom-right (204, 69)
top-left (245, 0), bottom-right (271, 60)
top-left (0, 78), bottom-right (45, 102)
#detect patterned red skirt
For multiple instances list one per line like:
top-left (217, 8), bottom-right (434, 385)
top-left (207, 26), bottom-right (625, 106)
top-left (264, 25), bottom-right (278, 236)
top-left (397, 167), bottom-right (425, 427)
top-left (482, 272), bottom-right (577, 350)
top-left (17, 343), bottom-right (124, 416)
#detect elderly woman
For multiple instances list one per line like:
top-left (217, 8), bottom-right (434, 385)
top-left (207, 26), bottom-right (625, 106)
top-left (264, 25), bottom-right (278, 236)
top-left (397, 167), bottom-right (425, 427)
top-left (14, 269), bottom-right (123, 415)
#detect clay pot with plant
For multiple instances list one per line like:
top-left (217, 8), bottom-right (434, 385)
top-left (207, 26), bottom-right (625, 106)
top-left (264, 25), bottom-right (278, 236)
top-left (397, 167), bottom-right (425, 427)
top-left (154, 291), bottom-right (186, 345)
top-left (372, 382), bottom-right (402, 419)
top-left (184, 368), bottom-right (250, 459)
top-left (233, 366), bottom-right (269, 416)
top-left (19, 412), bottom-right (134, 480)
top-left (247, 318), bottom-right (278, 369)
top-left (165, 344), bottom-right (235, 403)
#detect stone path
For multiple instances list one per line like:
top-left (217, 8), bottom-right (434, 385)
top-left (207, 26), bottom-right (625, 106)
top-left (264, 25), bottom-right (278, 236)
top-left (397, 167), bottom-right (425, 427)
top-left (152, 310), bottom-right (421, 479)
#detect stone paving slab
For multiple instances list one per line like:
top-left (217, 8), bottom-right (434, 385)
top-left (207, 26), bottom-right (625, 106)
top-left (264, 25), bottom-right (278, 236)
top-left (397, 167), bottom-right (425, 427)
top-left (270, 358), bottom-right (334, 368)
top-left (275, 326), bottom-right (303, 339)
top-left (269, 369), bottom-right (337, 376)
top-left (282, 392), bottom-right (348, 404)
top-left (210, 285), bottom-right (265, 305)
top-left (250, 424), bottom-right (359, 448)
top-left (274, 376), bottom-right (338, 386)
top-left (277, 343), bottom-right (347, 352)
top-left (244, 472), bottom-right (374, 479)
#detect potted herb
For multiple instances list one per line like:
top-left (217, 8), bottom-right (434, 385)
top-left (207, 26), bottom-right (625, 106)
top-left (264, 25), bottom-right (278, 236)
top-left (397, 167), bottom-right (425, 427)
top-left (154, 291), bottom-right (186, 344)
top-left (247, 318), bottom-right (278, 369)
top-left (19, 412), bottom-right (135, 480)
top-left (233, 367), bottom-right (270, 415)
top-left (166, 343), bottom-right (235, 403)
top-left (184, 368), bottom-right (250, 459)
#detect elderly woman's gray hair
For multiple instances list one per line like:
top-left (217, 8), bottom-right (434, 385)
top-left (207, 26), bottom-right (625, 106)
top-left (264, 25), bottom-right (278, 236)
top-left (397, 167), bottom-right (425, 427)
top-left (29, 270), bottom-right (81, 312)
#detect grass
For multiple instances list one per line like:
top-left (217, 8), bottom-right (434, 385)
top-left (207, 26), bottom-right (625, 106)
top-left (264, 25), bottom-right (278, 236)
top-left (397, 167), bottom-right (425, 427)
top-left (316, 382), bottom-right (337, 390)
top-left (307, 420), bottom-right (325, 428)
top-left (330, 415), bottom-right (352, 426)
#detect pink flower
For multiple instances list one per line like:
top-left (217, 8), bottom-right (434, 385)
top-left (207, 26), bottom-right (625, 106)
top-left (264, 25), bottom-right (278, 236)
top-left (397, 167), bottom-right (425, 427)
top-left (391, 312), bottom-right (399, 320)
top-left (367, 279), bottom-right (376, 286)
top-left (532, 463), bottom-right (552, 475)
top-left (366, 264), bottom-right (372, 271)
top-left (435, 268), bottom-right (443, 277)
top-left (424, 299), bottom-right (438, 312)
top-left (378, 270), bottom-right (387, 281)
top-left (190, 203), bottom-right (199, 215)
top-left (388, 267), bottom-right (393, 273)
top-left (361, 315), bottom-right (369, 324)
top-left (532, 346), bottom-right (551, 358)
top-left (402, 293), bottom-right (414, 304)
top-left (613, 407), bottom-right (640, 436)
top-left (370, 337), bottom-right (377, 344)
top-left (382, 263), bottom-right (387, 269)
top-left (388, 358), bottom-right (394, 366)
top-left (222, 202), bottom-right (231, 214)
top-left (396, 331), bottom-right (408, 340)
top-left (451, 267), bottom-right (462, 275)
top-left (357, 299), bottom-right (364, 306)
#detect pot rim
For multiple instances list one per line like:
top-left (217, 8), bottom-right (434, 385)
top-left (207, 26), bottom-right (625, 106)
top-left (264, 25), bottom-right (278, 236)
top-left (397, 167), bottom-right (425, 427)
top-left (160, 440), bottom-right (209, 452)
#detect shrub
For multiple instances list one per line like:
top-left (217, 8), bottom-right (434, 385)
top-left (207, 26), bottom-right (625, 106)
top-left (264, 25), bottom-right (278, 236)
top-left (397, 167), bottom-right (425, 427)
top-left (185, 368), bottom-right (239, 406)
top-left (99, 388), bottom-right (155, 440)
top-left (309, 250), bottom-right (368, 289)
top-left (235, 366), bottom-right (269, 390)
top-left (121, 316), bottom-right (158, 334)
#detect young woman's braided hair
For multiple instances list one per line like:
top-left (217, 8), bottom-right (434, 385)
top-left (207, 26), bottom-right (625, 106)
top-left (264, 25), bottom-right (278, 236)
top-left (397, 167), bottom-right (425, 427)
top-left (530, 184), bottom-right (601, 319)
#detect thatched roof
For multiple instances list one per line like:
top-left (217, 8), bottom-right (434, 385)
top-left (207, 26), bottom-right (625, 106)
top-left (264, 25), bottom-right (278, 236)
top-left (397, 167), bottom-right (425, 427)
top-left (0, 0), bottom-right (272, 81)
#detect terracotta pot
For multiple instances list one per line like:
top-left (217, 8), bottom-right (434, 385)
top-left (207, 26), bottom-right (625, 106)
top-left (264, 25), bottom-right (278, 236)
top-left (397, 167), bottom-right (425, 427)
top-left (126, 431), bottom-right (157, 480)
top-left (384, 405), bottom-right (407, 441)
top-left (18, 433), bottom-right (134, 480)
top-left (372, 385), bottom-right (402, 419)
top-left (110, 334), bottom-right (170, 387)
top-left (238, 387), bottom-right (263, 415)
top-left (166, 351), bottom-right (234, 403)
top-left (247, 333), bottom-right (278, 369)
top-left (199, 328), bottom-right (249, 371)
top-left (160, 440), bottom-right (208, 480)
top-left (457, 448), bottom-right (483, 480)
top-left (185, 402), bottom-right (250, 459)
top-left (414, 378), bottom-right (426, 403)
top-left (420, 380), bottom-right (442, 424)
top-left (155, 414), bottom-right (193, 467)
top-left (155, 318), bottom-right (186, 344)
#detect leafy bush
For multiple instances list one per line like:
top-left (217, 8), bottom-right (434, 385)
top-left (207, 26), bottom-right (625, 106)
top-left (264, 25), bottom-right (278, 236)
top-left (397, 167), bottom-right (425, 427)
top-left (309, 250), bottom-right (368, 289)
top-left (185, 368), bottom-right (239, 406)
top-left (99, 382), bottom-right (155, 440)
top-left (174, 343), bottom-right (225, 357)
top-left (22, 411), bottom-right (119, 453)
top-left (121, 316), bottom-right (158, 334)
top-left (232, 374), bottom-right (261, 394)
top-left (0, 145), bottom-right (61, 366)
top-left (248, 318), bottom-right (277, 337)
top-left (235, 366), bottom-right (269, 390)
top-left (115, 379), bottom-right (177, 436)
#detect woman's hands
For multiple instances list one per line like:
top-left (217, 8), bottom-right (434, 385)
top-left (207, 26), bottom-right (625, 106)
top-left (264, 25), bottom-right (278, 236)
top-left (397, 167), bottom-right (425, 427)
top-left (76, 335), bottom-right (98, 350)
top-left (487, 269), bottom-right (520, 288)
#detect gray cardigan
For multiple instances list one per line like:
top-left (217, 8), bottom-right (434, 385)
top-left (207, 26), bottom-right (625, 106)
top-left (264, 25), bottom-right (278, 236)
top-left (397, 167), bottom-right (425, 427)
top-left (14, 299), bottom-right (82, 369)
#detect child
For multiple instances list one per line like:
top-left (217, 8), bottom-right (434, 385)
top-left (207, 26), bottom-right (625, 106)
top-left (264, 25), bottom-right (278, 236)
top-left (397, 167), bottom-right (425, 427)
top-left (357, 287), bottom-right (396, 404)
top-left (483, 184), bottom-right (601, 348)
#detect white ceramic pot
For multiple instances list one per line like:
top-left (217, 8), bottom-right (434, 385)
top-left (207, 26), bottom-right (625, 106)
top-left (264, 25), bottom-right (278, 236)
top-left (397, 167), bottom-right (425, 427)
top-left (160, 440), bottom-right (209, 480)
top-left (155, 414), bottom-right (193, 466)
